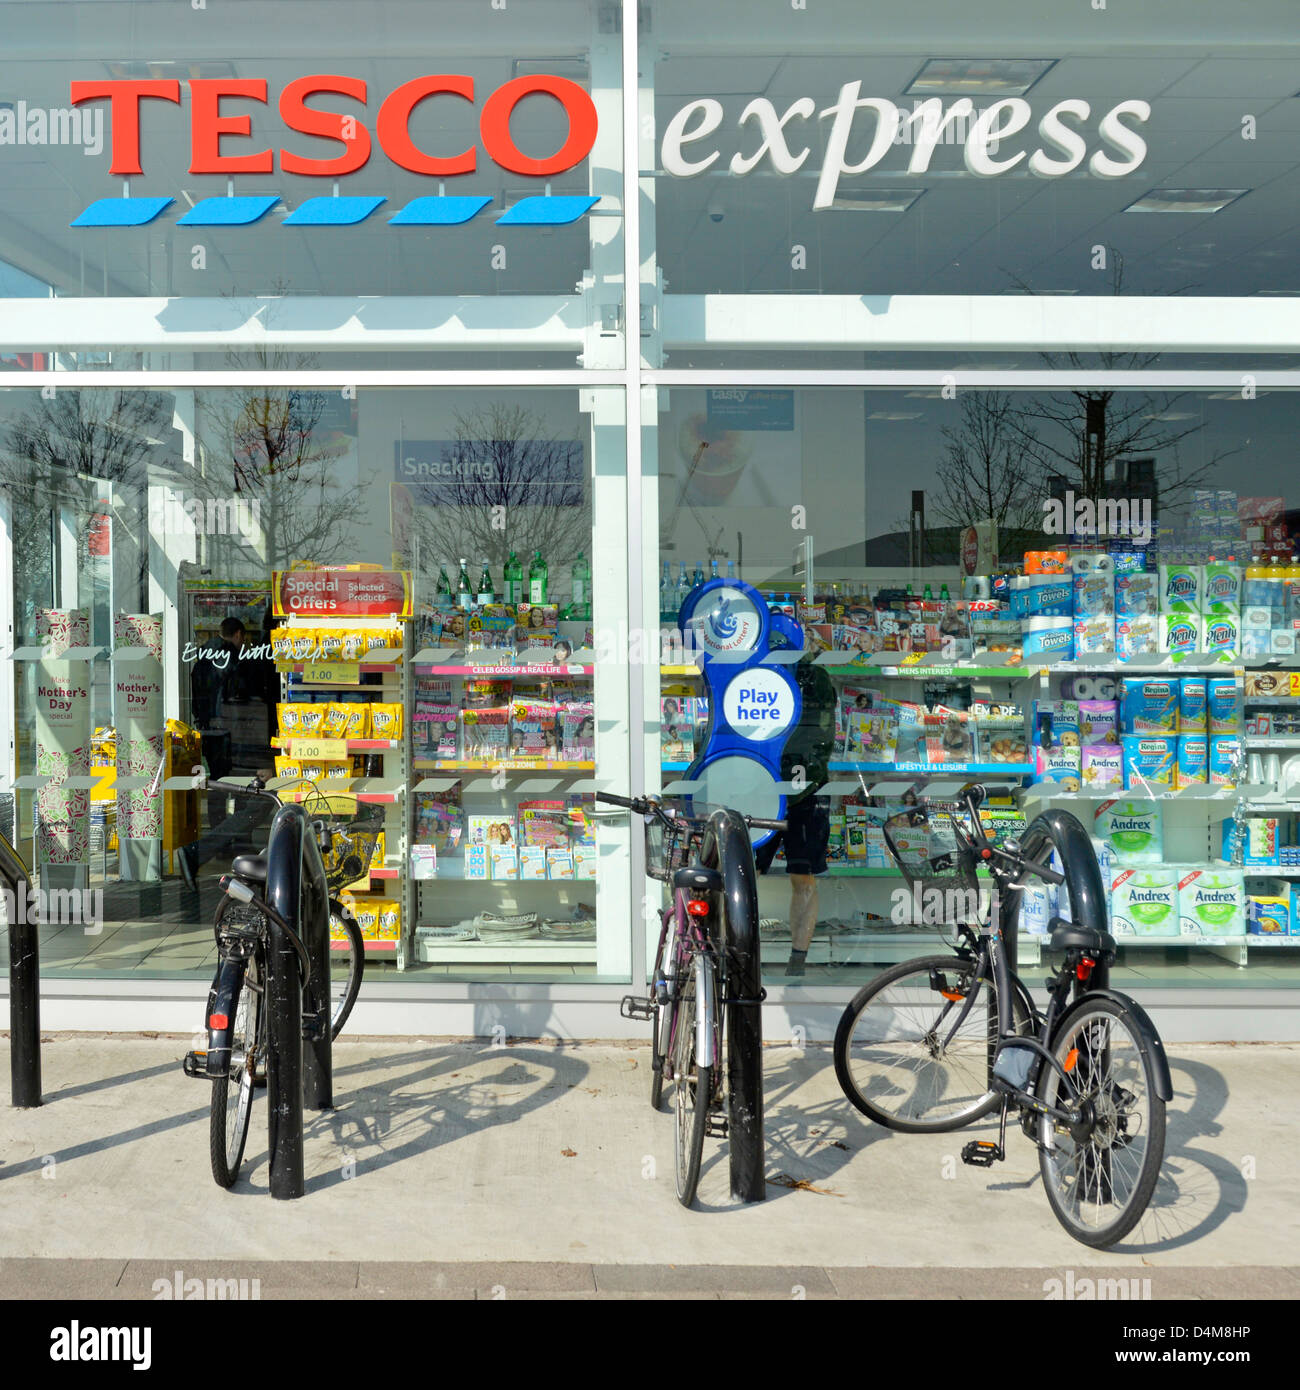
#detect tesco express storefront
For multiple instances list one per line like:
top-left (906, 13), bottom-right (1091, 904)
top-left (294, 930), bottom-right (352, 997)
top-left (1, 0), bottom-right (1299, 1041)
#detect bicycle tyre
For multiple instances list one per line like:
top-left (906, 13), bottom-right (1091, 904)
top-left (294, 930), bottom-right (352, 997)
top-left (209, 956), bottom-right (262, 1188)
top-left (833, 953), bottom-right (1033, 1133)
top-left (673, 953), bottom-right (712, 1207)
top-left (329, 905), bottom-right (365, 1041)
top-left (1036, 993), bottom-right (1166, 1249)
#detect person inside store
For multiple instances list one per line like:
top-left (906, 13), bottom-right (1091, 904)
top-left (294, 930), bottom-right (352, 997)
top-left (177, 617), bottom-right (276, 890)
top-left (754, 642), bottom-right (838, 978)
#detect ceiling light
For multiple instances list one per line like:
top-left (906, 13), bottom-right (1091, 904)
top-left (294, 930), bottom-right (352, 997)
top-left (1124, 189), bottom-right (1249, 214)
top-left (868, 411), bottom-right (925, 421)
top-left (829, 189), bottom-right (924, 212)
top-left (904, 58), bottom-right (1056, 97)
top-left (512, 57), bottom-right (590, 84)
top-left (105, 60), bottom-right (237, 80)
top-left (1142, 412), bottom-right (1198, 421)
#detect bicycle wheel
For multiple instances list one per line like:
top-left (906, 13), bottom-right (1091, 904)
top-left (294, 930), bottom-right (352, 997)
top-left (673, 952), bottom-right (714, 1206)
top-left (209, 956), bottom-right (262, 1188)
top-left (834, 954), bottom-right (1033, 1133)
top-left (1036, 995), bottom-right (1166, 1248)
top-left (328, 902), bottom-right (364, 1041)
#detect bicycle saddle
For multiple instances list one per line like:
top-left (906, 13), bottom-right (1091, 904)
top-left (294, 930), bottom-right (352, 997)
top-left (673, 865), bottom-right (724, 895)
top-left (230, 854), bottom-right (267, 883)
top-left (1048, 918), bottom-right (1116, 956)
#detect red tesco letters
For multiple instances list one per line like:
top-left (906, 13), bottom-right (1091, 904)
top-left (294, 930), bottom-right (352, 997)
top-left (70, 74), bottom-right (598, 179)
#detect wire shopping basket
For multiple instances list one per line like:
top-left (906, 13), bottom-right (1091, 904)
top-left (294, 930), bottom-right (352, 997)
top-left (299, 789), bottom-right (387, 894)
top-left (879, 793), bottom-right (980, 906)
top-left (642, 805), bottom-right (704, 883)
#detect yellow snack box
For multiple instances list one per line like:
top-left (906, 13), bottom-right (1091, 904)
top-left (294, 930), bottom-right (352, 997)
top-left (274, 756), bottom-right (302, 780)
top-left (340, 630), bottom-right (366, 662)
top-left (270, 627), bottom-right (295, 661)
top-left (370, 830), bottom-right (386, 868)
top-left (278, 703), bottom-right (305, 738)
top-left (298, 759), bottom-right (326, 782)
top-left (364, 629), bottom-right (392, 656)
top-left (321, 760), bottom-right (352, 782)
top-left (289, 629), bottom-right (319, 662)
top-left (339, 704), bottom-right (370, 739)
top-left (315, 630), bottom-right (345, 661)
top-left (368, 702), bottom-right (403, 740)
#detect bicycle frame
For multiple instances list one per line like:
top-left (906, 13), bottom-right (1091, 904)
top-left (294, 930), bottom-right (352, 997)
top-left (656, 888), bottom-right (721, 1076)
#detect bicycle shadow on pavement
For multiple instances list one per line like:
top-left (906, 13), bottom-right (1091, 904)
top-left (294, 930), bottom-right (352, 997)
top-left (233, 1038), bottom-right (593, 1196)
top-left (687, 1043), bottom-right (890, 1212)
top-left (971, 1051), bottom-right (1247, 1253)
top-left (1106, 1053), bottom-right (1247, 1254)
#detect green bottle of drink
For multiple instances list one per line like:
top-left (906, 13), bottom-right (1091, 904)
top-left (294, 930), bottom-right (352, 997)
top-left (528, 549), bottom-right (548, 605)
top-left (435, 562), bottom-right (452, 601)
top-left (456, 557), bottom-right (473, 610)
top-left (476, 558), bottom-right (496, 606)
top-left (571, 551), bottom-right (592, 620)
top-left (503, 551), bottom-right (524, 606)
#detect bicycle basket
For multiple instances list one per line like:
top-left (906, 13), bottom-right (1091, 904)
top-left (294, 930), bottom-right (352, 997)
top-left (643, 811), bottom-right (699, 882)
top-left (879, 796), bottom-right (979, 901)
top-left (313, 798), bottom-right (387, 894)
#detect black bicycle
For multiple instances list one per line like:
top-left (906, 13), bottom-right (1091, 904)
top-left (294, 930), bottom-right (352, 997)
top-left (833, 784), bottom-right (1171, 1247)
top-left (600, 792), bottom-right (783, 1206)
top-left (183, 778), bottom-right (376, 1188)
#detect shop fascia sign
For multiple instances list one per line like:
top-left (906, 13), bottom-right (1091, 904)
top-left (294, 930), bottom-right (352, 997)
top-left (661, 86), bottom-right (1151, 208)
top-left (66, 74), bottom-right (600, 228)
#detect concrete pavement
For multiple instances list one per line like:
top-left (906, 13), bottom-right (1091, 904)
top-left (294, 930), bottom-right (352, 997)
top-left (1, 1036), bottom-right (1296, 1297)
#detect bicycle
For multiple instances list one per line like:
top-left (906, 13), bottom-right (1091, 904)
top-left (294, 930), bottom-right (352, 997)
top-left (832, 784), bottom-right (1172, 1247)
top-left (183, 777), bottom-right (378, 1188)
top-left (599, 791), bottom-right (784, 1207)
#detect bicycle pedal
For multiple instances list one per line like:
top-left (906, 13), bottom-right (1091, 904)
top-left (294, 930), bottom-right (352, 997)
top-left (704, 1114), bottom-right (729, 1139)
top-left (620, 994), bottom-right (655, 1022)
top-left (961, 1140), bottom-right (1004, 1168)
top-left (181, 1050), bottom-right (206, 1080)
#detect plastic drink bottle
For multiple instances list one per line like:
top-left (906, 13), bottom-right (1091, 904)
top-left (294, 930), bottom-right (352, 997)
top-left (726, 560), bottom-right (736, 582)
top-left (528, 549), bottom-right (548, 604)
top-left (1266, 552), bottom-right (1287, 623)
top-left (503, 551), bottom-right (523, 605)
top-left (693, 560), bottom-right (705, 588)
top-left (709, 557), bottom-right (720, 581)
top-left (1286, 556), bottom-right (1300, 623)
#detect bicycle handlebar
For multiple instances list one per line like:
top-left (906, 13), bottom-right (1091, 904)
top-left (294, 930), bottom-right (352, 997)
top-left (956, 782), bottom-right (1065, 886)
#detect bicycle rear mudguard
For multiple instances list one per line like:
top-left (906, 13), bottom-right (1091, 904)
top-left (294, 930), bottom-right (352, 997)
top-left (203, 956), bottom-right (248, 1080)
top-left (1060, 988), bottom-right (1174, 1102)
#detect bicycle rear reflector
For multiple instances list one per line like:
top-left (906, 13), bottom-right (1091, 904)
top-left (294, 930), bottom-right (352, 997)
top-left (687, 899), bottom-right (710, 916)
top-left (209, 1014), bottom-right (228, 1029)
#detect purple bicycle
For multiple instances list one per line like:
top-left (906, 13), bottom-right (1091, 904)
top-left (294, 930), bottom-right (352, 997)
top-left (601, 792), bottom-right (784, 1206)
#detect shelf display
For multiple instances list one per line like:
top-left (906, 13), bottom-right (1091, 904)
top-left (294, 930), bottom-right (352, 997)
top-left (656, 508), bottom-right (1300, 974)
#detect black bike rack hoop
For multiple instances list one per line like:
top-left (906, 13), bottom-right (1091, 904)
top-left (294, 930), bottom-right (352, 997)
top-left (263, 802), bottom-right (334, 1200)
top-left (3, 836), bottom-right (40, 1108)
top-left (703, 807), bottom-right (765, 1204)
top-left (1011, 808), bottom-right (1110, 987)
